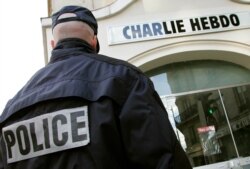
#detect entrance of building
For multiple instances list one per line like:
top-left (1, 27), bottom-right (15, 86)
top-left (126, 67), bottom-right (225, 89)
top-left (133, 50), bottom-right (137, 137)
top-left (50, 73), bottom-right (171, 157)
top-left (146, 60), bottom-right (250, 168)
top-left (161, 85), bottom-right (250, 168)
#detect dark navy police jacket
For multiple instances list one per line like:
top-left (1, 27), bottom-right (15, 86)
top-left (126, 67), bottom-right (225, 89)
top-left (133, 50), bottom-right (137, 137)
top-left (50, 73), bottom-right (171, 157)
top-left (0, 39), bottom-right (192, 169)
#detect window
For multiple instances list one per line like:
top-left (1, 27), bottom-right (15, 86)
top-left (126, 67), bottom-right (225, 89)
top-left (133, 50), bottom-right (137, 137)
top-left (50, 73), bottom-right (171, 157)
top-left (160, 86), bottom-right (250, 167)
top-left (147, 60), bottom-right (250, 168)
top-left (147, 60), bottom-right (250, 96)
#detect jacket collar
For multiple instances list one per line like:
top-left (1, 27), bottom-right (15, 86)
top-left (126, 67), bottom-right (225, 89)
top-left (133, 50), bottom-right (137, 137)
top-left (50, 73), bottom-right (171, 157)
top-left (50, 38), bottom-right (95, 63)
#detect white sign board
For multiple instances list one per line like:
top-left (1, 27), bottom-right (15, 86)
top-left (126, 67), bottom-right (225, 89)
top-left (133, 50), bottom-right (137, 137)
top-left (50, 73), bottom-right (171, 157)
top-left (108, 11), bottom-right (250, 45)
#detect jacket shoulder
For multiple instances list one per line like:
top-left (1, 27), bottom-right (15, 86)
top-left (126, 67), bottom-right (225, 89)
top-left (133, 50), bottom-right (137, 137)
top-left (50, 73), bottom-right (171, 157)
top-left (94, 54), bottom-right (143, 75)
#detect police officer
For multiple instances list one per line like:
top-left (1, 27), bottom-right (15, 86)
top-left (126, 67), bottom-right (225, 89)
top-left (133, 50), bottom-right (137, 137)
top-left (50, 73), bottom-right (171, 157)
top-left (0, 5), bottom-right (192, 169)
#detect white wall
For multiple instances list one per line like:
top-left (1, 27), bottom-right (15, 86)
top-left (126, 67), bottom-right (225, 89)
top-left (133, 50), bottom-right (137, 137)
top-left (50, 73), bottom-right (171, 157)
top-left (41, 0), bottom-right (250, 70)
top-left (96, 0), bottom-right (250, 69)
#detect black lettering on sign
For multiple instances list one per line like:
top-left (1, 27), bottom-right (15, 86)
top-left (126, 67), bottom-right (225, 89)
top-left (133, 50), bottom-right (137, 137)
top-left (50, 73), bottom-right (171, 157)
top-left (230, 14), bottom-right (240, 26)
top-left (30, 122), bottom-right (43, 152)
top-left (3, 130), bottom-right (16, 159)
top-left (190, 14), bottom-right (241, 31)
top-left (200, 17), bottom-right (210, 30)
top-left (2, 106), bottom-right (89, 163)
top-left (176, 20), bottom-right (186, 33)
top-left (71, 111), bottom-right (86, 142)
top-left (16, 125), bottom-right (31, 155)
top-left (209, 16), bottom-right (220, 29)
top-left (52, 114), bottom-right (68, 146)
top-left (170, 21), bottom-right (177, 33)
top-left (120, 13), bottom-right (242, 42)
top-left (163, 21), bottom-right (172, 34)
top-left (43, 118), bottom-right (51, 149)
top-left (219, 15), bottom-right (230, 27)
top-left (190, 18), bottom-right (201, 31)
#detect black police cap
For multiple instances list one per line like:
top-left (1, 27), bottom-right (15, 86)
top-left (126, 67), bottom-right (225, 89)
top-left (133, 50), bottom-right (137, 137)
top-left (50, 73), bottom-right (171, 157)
top-left (52, 5), bottom-right (100, 53)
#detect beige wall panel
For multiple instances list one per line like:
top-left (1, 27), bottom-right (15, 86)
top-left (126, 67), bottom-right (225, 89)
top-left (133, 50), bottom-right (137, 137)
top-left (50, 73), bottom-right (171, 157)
top-left (42, 0), bottom-right (250, 67)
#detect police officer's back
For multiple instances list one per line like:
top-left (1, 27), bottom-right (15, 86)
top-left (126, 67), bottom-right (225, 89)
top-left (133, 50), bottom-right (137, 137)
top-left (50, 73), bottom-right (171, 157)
top-left (0, 5), bottom-right (192, 169)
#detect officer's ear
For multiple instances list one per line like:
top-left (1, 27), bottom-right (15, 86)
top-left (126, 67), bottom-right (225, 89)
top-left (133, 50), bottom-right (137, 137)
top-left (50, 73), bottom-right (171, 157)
top-left (90, 36), bottom-right (97, 51)
top-left (51, 40), bottom-right (56, 49)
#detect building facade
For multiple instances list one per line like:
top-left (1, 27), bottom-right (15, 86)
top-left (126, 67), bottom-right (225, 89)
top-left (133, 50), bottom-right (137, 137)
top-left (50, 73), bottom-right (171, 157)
top-left (41, 0), bottom-right (250, 168)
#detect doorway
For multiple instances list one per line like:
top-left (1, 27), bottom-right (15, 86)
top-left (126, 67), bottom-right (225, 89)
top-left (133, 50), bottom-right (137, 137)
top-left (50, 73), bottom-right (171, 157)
top-left (146, 60), bottom-right (250, 168)
top-left (161, 85), bottom-right (250, 168)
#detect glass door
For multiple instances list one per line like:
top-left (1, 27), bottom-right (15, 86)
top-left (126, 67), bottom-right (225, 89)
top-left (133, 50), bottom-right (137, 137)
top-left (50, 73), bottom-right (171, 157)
top-left (161, 84), bottom-right (250, 168)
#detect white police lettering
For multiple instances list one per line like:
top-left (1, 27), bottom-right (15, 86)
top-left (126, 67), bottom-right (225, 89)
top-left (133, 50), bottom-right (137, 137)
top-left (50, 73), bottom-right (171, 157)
top-left (2, 106), bottom-right (89, 163)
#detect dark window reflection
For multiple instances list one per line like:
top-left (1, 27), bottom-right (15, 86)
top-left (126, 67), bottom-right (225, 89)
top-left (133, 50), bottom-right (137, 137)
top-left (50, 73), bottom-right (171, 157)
top-left (221, 86), bottom-right (250, 158)
top-left (163, 88), bottom-right (247, 167)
